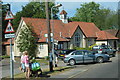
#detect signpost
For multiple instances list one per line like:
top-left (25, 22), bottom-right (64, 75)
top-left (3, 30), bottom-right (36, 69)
top-left (5, 34), bottom-right (15, 38)
top-left (4, 4), bottom-right (15, 79)
top-left (5, 11), bottom-right (14, 20)
top-left (5, 21), bottom-right (15, 33)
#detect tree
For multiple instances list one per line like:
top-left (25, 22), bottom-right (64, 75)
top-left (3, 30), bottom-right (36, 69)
top-left (17, 25), bottom-right (37, 58)
top-left (95, 8), bottom-right (111, 30)
top-left (72, 2), bottom-right (100, 22)
top-left (12, 2), bottom-right (59, 31)
top-left (70, 2), bottom-right (118, 30)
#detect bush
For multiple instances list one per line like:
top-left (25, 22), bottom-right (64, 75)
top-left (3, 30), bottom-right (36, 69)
top-left (89, 44), bottom-right (97, 49)
top-left (73, 47), bottom-right (92, 50)
top-left (44, 56), bottom-right (49, 60)
top-left (0, 55), bottom-right (10, 58)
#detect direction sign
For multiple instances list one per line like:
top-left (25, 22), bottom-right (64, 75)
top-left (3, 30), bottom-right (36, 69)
top-left (5, 34), bottom-right (15, 38)
top-left (5, 22), bottom-right (14, 33)
top-left (5, 11), bottom-right (14, 20)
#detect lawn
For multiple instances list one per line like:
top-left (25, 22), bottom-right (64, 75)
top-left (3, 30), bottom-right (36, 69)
top-left (2, 66), bottom-right (73, 79)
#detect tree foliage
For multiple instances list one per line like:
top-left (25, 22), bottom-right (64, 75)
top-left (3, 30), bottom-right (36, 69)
top-left (12, 2), bottom-right (59, 31)
top-left (17, 25), bottom-right (37, 58)
top-left (70, 2), bottom-right (118, 30)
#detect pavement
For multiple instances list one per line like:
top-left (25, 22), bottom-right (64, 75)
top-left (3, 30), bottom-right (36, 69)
top-left (0, 58), bottom-right (70, 78)
top-left (0, 57), bottom-right (89, 79)
top-left (50, 65), bottom-right (89, 78)
top-left (2, 52), bottom-right (119, 79)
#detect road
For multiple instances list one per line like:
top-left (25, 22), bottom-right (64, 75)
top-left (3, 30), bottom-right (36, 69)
top-left (0, 52), bottom-right (119, 79)
top-left (0, 57), bottom-right (67, 78)
top-left (50, 52), bottom-right (119, 80)
top-left (68, 53), bottom-right (119, 79)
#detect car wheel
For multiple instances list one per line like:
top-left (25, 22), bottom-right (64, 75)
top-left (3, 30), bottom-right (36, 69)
top-left (69, 59), bottom-right (75, 66)
top-left (97, 57), bottom-right (104, 63)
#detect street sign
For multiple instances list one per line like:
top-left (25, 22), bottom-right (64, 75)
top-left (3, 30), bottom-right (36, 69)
top-left (5, 22), bottom-right (15, 33)
top-left (5, 34), bottom-right (15, 38)
top-left (5, 11), bottom-right (14, 20)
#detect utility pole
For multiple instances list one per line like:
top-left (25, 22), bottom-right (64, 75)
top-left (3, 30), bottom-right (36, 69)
top-left (45, 1), bottom-right (53, 72)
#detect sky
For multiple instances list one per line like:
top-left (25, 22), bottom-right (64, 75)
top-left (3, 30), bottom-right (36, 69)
top-left (2, 0), bottom-right (119, 17)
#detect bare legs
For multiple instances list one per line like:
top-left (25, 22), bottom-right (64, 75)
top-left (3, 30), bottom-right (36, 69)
top-left (25, 67), bottom-right (30, 78)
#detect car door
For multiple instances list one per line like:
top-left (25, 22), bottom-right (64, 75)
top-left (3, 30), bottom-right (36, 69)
top-left (74, 51), bottom-right (84, 63)
top-left (83, 51), bottom-right (94, 63)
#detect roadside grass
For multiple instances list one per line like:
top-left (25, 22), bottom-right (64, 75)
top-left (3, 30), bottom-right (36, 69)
top-left (0, 55), bottom-right (10, 58)
top-left (35, 59), bottom-right (48, 65)
top-left (2, 66), bottom-right (73, 79)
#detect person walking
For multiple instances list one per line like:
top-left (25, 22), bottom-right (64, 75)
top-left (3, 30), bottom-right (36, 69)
top-left (54, 50), bottom-right (58, 67)
top-left (19, 52), bottom-right (25, 72)
top-left (23, 51), bottom-right (30, 79)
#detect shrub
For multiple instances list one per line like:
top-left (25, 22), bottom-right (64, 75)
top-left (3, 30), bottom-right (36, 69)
top-left (73, 47), bottom-right (92, 50)
top-left (89, 44), bottom-right (97, 49)
top-left (44, 56), bottom-right (49, 60)
top-left (0, 55), bottom-right (10, 58)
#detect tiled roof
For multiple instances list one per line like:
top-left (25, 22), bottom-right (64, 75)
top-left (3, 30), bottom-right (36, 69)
top-left (104, 29), bottom-right (118, 36)
top-left (96, 31), bottom-right (119, 40)
top-left (22, 17), bottom-right (100, 42)
top-left (3, 17), bottom-right (118, 45)
top-left (66, 21), bottom-right (100, 38)
top-left (60, 10), bottom-right (67, 15)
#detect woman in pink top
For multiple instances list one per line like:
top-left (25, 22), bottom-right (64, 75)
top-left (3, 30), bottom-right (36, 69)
top-left (23, 51), bottom-right (30, 79)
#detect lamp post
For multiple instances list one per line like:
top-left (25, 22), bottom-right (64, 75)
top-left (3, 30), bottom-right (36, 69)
top-left (51, 4), bottom-right (62, 67)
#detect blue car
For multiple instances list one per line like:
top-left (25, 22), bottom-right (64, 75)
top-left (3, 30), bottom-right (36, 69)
top-left (64, 50), bottom-right (111, 65)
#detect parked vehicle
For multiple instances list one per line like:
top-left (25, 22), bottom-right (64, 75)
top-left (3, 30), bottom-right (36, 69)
top-left (92, 45), bottom-right (116, 57)
top-left (64, 50), bottom-right (111, 65)
top-left (58, 49), bottom-right (76, 59)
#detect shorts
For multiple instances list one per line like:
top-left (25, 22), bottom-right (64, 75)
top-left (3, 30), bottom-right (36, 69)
top-left (25, 63), bottom-right (29, 68)
top-left (21, 63), bottom-right (25, 69)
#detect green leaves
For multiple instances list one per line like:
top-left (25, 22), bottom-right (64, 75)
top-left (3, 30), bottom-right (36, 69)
top-left (12, 2), bottom-right (59, 31)
top-left (17, 26), bottom-right (37, 58)
top-left (70, 2), bottom-right (118, 30)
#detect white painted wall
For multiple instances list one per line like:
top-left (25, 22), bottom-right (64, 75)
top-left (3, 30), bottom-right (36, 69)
top-left (37, 43), bottom-right (48, 57)
top-left (96, 40), bottom-right (118, 49)
top-left (14, 20), bottom-right (49, 57)
top-left (96, 41), bottom-right (107, 45)
top-left (14, 20), bottom-right (28, 56)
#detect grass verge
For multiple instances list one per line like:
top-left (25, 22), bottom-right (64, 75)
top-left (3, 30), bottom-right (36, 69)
top-left (2, 66), bottom-right (74, 79)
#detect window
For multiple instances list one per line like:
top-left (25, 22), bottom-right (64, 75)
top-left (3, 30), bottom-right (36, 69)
top-left (74, 33), bottom-right (81, 47)
top-left (84, 51), bottom-right (92, 55)
top-left (39, 44), bottom-right (44, 49)
top-left (58, 43), bottom-right (63, 49)
top-left (75, 51), bottom-right (82, 55)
